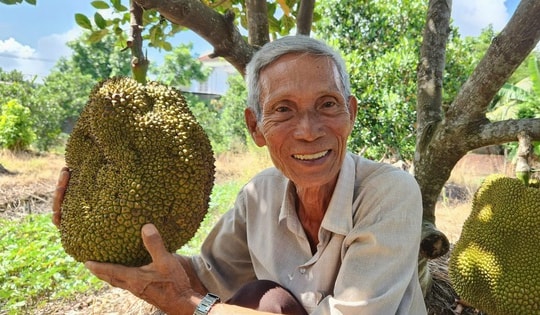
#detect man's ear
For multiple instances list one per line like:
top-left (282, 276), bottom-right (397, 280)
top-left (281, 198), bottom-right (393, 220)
top-left (244, 107), bottom-right (266, 147)
top-left (348, 96), bottom-right (358, 125)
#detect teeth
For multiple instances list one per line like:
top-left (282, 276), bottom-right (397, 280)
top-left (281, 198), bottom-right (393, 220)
top-left (293, 150), bottom-right (329, 161)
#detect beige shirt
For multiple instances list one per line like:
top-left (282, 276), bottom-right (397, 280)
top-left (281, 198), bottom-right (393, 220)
top-left (191, 152), bottom-right (427, 314)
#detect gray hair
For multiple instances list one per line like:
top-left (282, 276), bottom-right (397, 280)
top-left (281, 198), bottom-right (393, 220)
top-left (245, 35), bottom-right (351, 120)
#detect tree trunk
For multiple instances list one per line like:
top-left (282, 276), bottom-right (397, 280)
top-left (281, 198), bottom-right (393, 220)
top-left (415, 0), bottom-right (540, 261)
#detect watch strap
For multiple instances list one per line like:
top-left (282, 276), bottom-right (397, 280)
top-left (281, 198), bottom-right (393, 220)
top-left (193, 293), bottom-right (220, 315)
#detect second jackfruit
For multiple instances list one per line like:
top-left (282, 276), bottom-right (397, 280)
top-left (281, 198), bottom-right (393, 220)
top-left (449, 174), bottom-right (540, 314)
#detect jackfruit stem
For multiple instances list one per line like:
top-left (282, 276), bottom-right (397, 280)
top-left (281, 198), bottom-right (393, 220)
top-left (516, 131), bottom-right (532, 186)
top-left (129, 0), bottom-right (148, 84)
top-left (131, 56), bottom-right (149, 84)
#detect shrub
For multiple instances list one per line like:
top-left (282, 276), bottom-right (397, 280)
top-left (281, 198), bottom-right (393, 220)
top-left (0, 99), bottom-right (36, 151)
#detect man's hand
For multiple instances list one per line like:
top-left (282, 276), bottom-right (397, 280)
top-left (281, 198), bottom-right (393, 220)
top-left (85, 223), bottom-right (200, 315)
top-left (52, 167), bottom-right (70, 228)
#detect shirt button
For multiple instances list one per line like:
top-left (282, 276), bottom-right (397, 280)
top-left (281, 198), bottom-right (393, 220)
top-left (299, 268), bottom-right (306, 274)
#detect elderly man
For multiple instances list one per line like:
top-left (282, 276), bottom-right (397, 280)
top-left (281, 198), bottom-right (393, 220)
top-left (54, 35), bottom-right (427, 315)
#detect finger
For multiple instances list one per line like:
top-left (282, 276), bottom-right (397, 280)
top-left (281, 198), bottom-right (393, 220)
top-left (52, 167), bottom-right (70, 227)
top-left (52, 167), bottom-right (70, 212)
top-left (85, 261), bottom-right (133, 289)
top-left (52, 211), bottom-right (61, 228)
top-left (141, 224), bottom-right (171, 268)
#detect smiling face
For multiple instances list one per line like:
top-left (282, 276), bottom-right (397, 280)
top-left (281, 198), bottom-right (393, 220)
top-left (245, 53), bottom-right (357, 189)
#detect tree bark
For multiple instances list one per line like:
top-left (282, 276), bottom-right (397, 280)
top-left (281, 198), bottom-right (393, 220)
top-left (246, 0), bottom-right (269, 47)
top-left (296, 0), bottom-right (315, 36)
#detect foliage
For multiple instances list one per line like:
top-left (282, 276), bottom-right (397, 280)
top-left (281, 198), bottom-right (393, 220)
top-left (179, 180), bottom-right (243, 255)
top-left (213, 74), bottom-right (249, 153)
top-left (66, 32), bottom-right (132, 80)
top-left (187, 97), bottom-right (221, 150)
top-left (74, 0), bottom-right (314, 50)
top-left (0, 68), bottom-right (35, 108)
top-left (488, 53), bottom-right (540, 159)
top-left (317, 0), bottom-right (478, 161)
top-left (0, 214), bottom-right (104, 313)
top-left (316, 0), bottom-right (426, 160)
top-left (174, 73), bottom-right (249, 155)
top-left (0, 99), bottom-right (35, 151)
top-left (150, 43), bottom-right (211, 87)
top-left (29, 56), bottom-right (100, 151)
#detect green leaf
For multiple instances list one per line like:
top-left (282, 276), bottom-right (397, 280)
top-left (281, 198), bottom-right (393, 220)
top-left (91, 0), bottom-right (109, 9)
top-left (87, 29), bottom-right (109, 43)
top-left (280, 15), bottom-right (295, 35)
top-left (75, 13), bottom-right (93, 30)
top-left (114, 25), bottom-right (124, 36)
top-left (111, 0), bottom-right (128, 11)
top-left (24, 0), bottom-right (36, 4)
top-left (528, 57), bottom-right (540, 96)
top-left (268, 16), bottom-right (280, 33)
top-left (161, 41), bottom-right (173, 51)
top-left (94, 12), bottom-right (107, 29)
top-left (0, 0), bottom-right (21, 4)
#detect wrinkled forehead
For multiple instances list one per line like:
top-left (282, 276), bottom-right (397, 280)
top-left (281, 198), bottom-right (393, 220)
top-left (259, 53), bottom-right (342, 91)
top-left (261, 52), bottom-right (336, 73)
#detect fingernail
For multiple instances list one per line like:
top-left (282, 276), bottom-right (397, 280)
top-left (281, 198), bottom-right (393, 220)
top-left (142, 223), bottom-right (157, 236)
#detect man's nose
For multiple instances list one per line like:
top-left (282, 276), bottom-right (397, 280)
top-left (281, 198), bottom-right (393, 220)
top-left (293, 111), bottom-right (325, 141)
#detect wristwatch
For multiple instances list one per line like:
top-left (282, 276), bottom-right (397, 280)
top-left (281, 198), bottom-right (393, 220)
top-left (193, 293), bottom-right (220, 315)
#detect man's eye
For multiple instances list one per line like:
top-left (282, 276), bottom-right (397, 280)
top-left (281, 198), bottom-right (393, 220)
top-left (322, 101), bottom-right (337, 108)
top-left (276, 106), bottom-right (290, 113)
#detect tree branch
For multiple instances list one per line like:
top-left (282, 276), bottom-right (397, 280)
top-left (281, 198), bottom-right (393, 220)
top-left (246, 0), bottom-right (269, 47)
top-left (134, 0), bottom-right (255, 75)
top-left (296, 0), bottom-right (314, 36)
top-left (477, 118), bottom-right (540, 145)
top-left (415, 0), bottom-right (451, 151)
top-left (129, 0), bottom-right (149, 83)
top-left (447, 0), bottom-right (540, 123)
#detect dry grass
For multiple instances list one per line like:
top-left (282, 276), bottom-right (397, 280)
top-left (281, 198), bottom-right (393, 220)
top-left (436, 153), bottom-right (515, 243)
top-left (0, 150), bottom-right (65, 219)
top-left (214, 146), bottom-right (273, 184)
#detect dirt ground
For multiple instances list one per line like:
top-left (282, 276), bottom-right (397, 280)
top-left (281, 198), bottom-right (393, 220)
top-left (0, 152), bottom-right (516, 314)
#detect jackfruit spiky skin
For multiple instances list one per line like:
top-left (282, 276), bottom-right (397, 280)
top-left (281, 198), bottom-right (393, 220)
top-left (61, 77), bottom-right (215, 267)
top-left (449, 174), bottom-right (540, 315)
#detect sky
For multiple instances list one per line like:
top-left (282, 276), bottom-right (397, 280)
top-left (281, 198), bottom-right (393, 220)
top-left (0, 0), bottom-right (522, 81)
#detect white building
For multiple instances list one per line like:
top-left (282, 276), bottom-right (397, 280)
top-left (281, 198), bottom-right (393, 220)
top-left (189, 54), bottom-right (238, 96)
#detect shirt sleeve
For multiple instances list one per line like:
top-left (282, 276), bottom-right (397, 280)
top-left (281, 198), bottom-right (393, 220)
top-left (313, 169), bottom-right (427, 315)
top-left (190, 191), bottom-right (257, 300)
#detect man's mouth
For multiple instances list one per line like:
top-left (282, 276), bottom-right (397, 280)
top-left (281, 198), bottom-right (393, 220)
top-left (293, 150), bottom-right (330, 161)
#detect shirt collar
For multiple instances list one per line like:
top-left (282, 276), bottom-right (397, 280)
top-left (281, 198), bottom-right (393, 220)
top-left (320, 153), bottom-right (354, 235)
top-left (278, 153), bottom-right (355, 235)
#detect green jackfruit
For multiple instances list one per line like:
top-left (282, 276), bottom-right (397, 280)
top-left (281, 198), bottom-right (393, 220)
top-left (61, 77), bottom-right (215, 267)
top-left (449, 174), bottom-right (540, 315)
